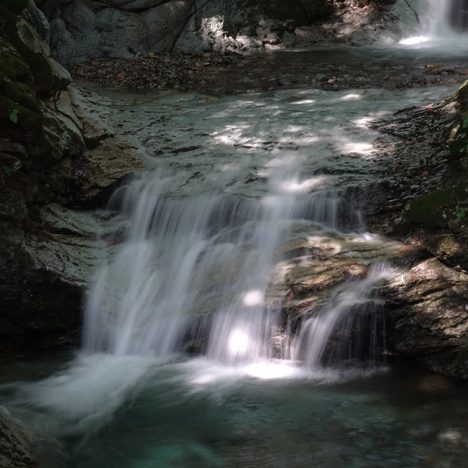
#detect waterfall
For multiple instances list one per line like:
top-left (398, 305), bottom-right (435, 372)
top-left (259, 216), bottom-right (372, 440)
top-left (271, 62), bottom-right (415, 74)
top-left (82, 159), bottom-right (385, 369)
top-left (400, 0), bottom-right (468, 46)
top-left (83, 163), bottom-right (348, 364)
top-left (294, 263), bottom-right (390, 369)
top-left (448, 0), bottom-right (468, 30)
top-left (77, 88), bottom-right (409, 373)
top-left (424, 0), bottom-right (452, 36)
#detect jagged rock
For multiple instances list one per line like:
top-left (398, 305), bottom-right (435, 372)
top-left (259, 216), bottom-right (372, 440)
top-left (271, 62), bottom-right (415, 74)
top-left (387, 258), bottom-right (468, 379)
top-left (0, 413), bottom-right (37, 468)
top-left (424, 232), bottom-right (468, 270)
top-left (36, 0), bottom-right (404, 66)
top-left (0, 5), bottom-right (144, 351)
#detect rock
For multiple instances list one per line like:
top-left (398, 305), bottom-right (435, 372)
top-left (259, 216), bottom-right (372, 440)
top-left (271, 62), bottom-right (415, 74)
top-left (272, 229), bottom-right (419, 321)
top-left (0, 6), bottom-right (144, 352)
top-left (37, 0), bottom-right (403, 66)
top-left (0, 413), bottom-right (37, 468)
top-left (424, 232), bottom-right (468, 270)
top-left (387, 258), bottom-right (468, 379)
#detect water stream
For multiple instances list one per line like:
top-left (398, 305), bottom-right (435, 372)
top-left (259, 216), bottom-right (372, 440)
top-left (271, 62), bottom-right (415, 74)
top-left (2, 80), bottom-right (465, 468)
top-left (2, 4), bottom-right (468, 467)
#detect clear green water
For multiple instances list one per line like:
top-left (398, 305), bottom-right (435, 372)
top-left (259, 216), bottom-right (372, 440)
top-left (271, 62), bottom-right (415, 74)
top-left (2, 354), bottom-right (468, 468)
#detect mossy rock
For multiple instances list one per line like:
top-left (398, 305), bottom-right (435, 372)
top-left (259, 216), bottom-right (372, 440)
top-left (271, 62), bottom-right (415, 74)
top-left (405, 180), bottom-right (468, 228)
top-left (0, 76), bottom-right (39, 112)
top-left (448, 81), bottom-right (468, 159)
top-left (0, 95), bottom-right (43, 142)
top-left (0, 8), bottom-right (70, 96)
top-left (11, 18), bottom-right (71, 95)
top-left (449, 113), bottom-right (468, 159)
top-left (0, 38), bottom-right (31, 82)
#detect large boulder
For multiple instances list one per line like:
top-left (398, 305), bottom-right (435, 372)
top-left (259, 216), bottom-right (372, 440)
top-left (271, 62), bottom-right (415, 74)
top-left (35, 0), bottom-right (401, 66)
top-left (387, 258), bottom-right (468, 379)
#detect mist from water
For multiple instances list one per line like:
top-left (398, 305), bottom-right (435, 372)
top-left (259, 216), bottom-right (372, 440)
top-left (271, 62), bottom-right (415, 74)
top-left (399, 0), bottom-right (468, 50)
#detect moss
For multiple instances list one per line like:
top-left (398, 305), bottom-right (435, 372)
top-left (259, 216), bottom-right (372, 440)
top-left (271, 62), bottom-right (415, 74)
top-left (405, 190), bottom-right (454, 227)
top-left (449, 114), bottom-right (468, 159)
top-left (405, 180), bottom-right (468, 228)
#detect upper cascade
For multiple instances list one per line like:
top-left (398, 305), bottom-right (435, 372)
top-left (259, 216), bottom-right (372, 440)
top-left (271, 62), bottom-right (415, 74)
top-left (447, 0), bottom-right (468, 31)
top-left (399, 0), bottom-right (468, 47)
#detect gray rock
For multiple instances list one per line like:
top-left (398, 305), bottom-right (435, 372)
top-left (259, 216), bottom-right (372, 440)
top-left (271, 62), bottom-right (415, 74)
top-left (0, 413), bottom-right (37, 468)
top-left (388, 258), bottom-right (468, 379)
top-left (39, 0), bottom-right (405, 65)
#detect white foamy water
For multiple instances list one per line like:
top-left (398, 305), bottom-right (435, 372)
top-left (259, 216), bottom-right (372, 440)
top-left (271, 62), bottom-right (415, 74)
top-left (84, 157), bottom-right (339, 363)
top-left (295, 263), bottom-right (391, 369)
top-left (5, 85), bottom-right (455, 435)
top-left (399, 0), bottom-right (468, 51)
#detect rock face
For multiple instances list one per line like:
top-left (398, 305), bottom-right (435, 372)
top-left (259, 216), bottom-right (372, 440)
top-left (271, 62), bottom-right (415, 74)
top-left (35, 0), bottom-right (404, 65)
top-left (275, 228), bottom-right (468, 380)
top-left (0, 3), bottom-right (144, 351)
top-left (0, 413), bottom-right (37, 468)
top-left (401, 81), bottom-right (468, 271)
top-left (365, 80), bottom-right (468, 379)
top-left (388, 258), bottom-right (468, 380)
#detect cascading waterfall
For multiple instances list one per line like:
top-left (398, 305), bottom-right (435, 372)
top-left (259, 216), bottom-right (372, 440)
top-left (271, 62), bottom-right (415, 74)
top-left (83, 159), bottom-right (354, 366)
top-left (400, 0), bottom-right (468, 46)
top-left (83, 154), bottom-right (386, 370)
top-left (294, 263), bottom-right (390, 369)
top-left (424, 0), bottom-right (453, 36)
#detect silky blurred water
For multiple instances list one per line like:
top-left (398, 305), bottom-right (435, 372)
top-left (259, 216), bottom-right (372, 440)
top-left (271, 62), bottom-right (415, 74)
top-left (1, 355), bottom-right (468, 468)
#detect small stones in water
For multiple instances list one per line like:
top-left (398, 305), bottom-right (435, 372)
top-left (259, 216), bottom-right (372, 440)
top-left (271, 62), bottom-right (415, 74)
top-left (72, 52), bottom-right (237, 90)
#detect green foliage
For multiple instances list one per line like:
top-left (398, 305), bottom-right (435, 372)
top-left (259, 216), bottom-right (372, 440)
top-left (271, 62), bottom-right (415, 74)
top-left (8, 107), bottom-right (18, 124)
top-left (463, 116), bottom-right (468, 129)
top-left (454, 205), bottom-right (467, 221)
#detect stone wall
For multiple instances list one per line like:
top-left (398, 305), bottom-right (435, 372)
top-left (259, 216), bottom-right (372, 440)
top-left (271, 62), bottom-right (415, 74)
top-left (34, 0), bottom-right (404, 65)
top-left (0, 1), bottom-right (144, 351)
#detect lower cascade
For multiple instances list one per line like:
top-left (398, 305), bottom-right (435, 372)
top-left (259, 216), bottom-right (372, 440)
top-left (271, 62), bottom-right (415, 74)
top-left (83, 160), bottom-right (384, 369)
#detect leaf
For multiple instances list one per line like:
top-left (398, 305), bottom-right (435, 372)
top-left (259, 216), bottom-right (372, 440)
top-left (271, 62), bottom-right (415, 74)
top-left (8, 109), bottom-right (19, 124)
top-left (463, 116), bottom-right (468, 129)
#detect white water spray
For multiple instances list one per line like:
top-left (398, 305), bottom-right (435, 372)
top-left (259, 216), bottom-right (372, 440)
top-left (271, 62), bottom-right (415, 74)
top-left (399, 0), bottom-right (468, 48)
top-left (83, 159), bottom-right (341, 364)
top-left (295, 263), bottom-right (390, 369)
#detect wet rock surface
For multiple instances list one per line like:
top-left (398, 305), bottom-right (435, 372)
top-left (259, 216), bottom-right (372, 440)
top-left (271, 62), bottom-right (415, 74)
top-left (0, 4), bottom-right (145, 351)
top-left (36, 0), bottom-right (406, 66)
top-left (2, 2), bottom-right (468, 382)
top-left (66, 78), bottom-right (468, 378)
top-left (0, 83), bottom-right (145, 352)
top-left (388, 258), bottom-right (468, 379)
